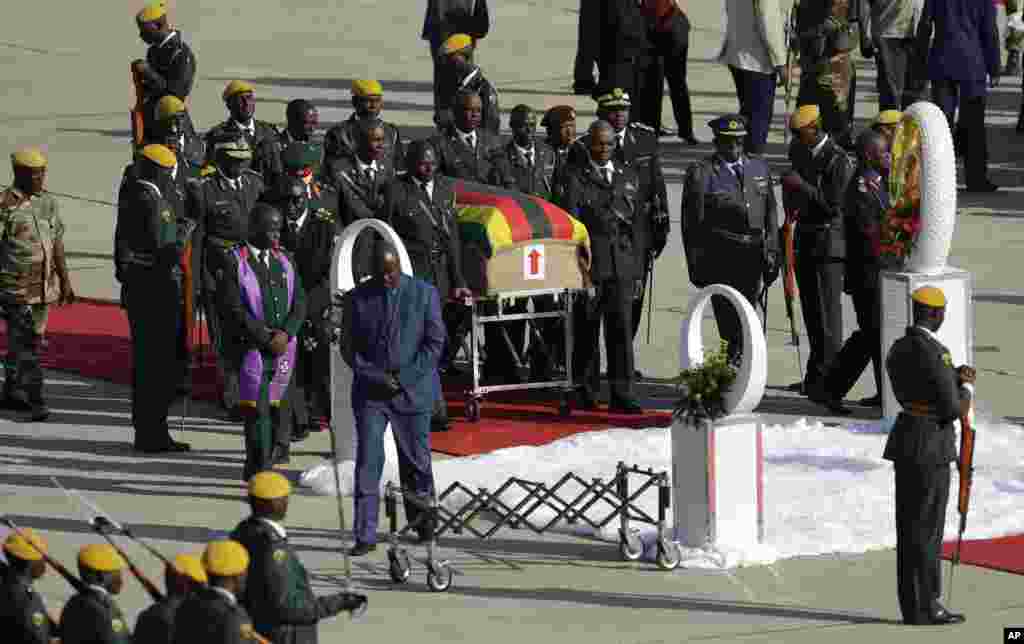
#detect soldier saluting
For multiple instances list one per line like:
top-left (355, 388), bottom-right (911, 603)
top-left (680, 115), bottom-right (779, 365)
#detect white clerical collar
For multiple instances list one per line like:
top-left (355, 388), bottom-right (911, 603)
top-left (258, 517), bottom-right (288, 539)
top-left (210, 586), bottom-right (237, 605)
top-left (811, 135), bottom-right (829, 158)
top-left (158, 31), bottom-right (178, 48)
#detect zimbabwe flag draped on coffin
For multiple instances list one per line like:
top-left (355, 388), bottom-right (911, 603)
top-left (453, 180), bottom-right (590, 295)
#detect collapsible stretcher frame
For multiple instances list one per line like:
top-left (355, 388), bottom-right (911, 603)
top-left (463, 286), bottom-right (580, 421)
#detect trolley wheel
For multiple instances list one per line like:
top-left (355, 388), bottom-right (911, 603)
top-left (465, 398), bottom-right (481, 422)
top-left (558, 396), bottom-right (571, 417)
top-left (426, 562), bottom-right (453, 592)
top-left (387, 549), bottom-right (411, 584)
top-left (618, 529), bottom-right (643, 562)
top-left (656, 539), bottom-right (681, 570)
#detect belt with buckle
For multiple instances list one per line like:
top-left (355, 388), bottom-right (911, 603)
top-left (711, 228), bottom-right (762, 245)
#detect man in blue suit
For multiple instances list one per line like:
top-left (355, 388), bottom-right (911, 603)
top-left (342, 244), bottom-right (446, 556)
top-left (917, 0), bottom-right (1001, 192)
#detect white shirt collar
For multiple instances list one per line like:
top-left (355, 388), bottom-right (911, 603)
top-left (258, 517), bottom-right (288, 539)
top-left (247, 244), bottom-right (270, 265)
top-left (356, 158), bottom-right (379, 174)
top-left (210, 586), bottom-right (237, 605)
top-left (614, 130), bottom-right (626, 145)
top-left (413, 176), bottom-right (434, 198)
top-left (915, 325), bottom-right (940, 343)
top-left (590, 160), bottom-right (615, 176)
top-left (88, 584), bottom-right (110, 598)
top-left (158, 31), bottom-right (178, 48)
top-left (811, 134), bottom-right (829, 158)
top-left (234, 119), bottom-right (256, 135)
top-left (456, 127), bottom-right (476, 146)
top-left (514, 143), bottom-right (535, 160)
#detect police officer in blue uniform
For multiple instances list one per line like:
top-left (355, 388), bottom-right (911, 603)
top-left (680, 115), bottom-right (779, 364)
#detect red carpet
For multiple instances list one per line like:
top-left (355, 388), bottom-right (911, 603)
top-left (941, 534), bottom-right (1024, 575)
top-left (7, 301), bottom-right (672, 456)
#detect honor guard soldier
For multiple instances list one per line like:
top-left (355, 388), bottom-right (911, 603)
top-left (432, 89), bottom-right (503, 184)
top-left (435, 34), bottom-right (501, 135)
top-left (781, 105), bottom-right (854, 398)
top-left (60, 544), bottom-right (131, 644)
top-left (206, 81), bottom-right (283, 185)
top-left (0, 529), bottom-right (59, 644)
top-left (230, 472), bottom-right (368, 641)
top-left (115, 144), bottom-right (192, 453)
top-left (884, 286), bottom-right (974, 626)
top-left (794, 0), bottom-right (859, 146)
top-left (188, 137), bottom-right (264, 413)
top-left (680, 115), bottom-right (779, 365)
top-left (272, 175), bottom-right (339, 443)
top-left (221, 204), bottom-right (306, 479)
top-left (870, 109), bottom-right (901, 148)
top-left (278, 100), bottom-right (319, 149)
top-left (173, 541), bottom-right (257, 644)
top-left (324, 80), bottom-right (404, 178)
top-left (0, 148), bottom-right (74, 421)
top-left (558, 120), bottom-right (643, 414)
top-left (134, 554), bottom-right (208, 644)
top-left (133, 2), bottom-right (197, 140)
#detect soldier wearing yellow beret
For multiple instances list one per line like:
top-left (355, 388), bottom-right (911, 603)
top-left (132, 2), bottom-right (197, 139)
top-left (884, 285), bottom-right (974, 626)
top-left (172, 541), bottom-right (258, 644)
top-left (134, 553), bottom-right (208, 644)
top-left (324, 80), bottom-right (404, 180)
top-left (0, 148), bottom-right (74, 421)
top-left (0, 528), bottom-right (60, 643)
top-left (230, 473), bottom-right (367, 640)
top-left (205, 81), bottom-right (283, 185)
top-left (60, 544), bottom-right (131, 644)
top-left (870, 109), bottom-right (901, 147)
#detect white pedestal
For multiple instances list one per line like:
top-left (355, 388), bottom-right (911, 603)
top-left (879, 267), bottom-right (973, 418)
top-left (671, 413), bottom-right (764, 548)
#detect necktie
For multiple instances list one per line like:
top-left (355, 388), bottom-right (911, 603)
top-left (365, 166), bottom-right (376, 183)
top-left (604, 167), bottom-right (613, 184)
top-left (527, 150), bottom-right (534, 167)
top-left (464, 133), bottom-right (476, 149)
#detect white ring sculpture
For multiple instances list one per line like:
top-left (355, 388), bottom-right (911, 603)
top-left (330, 218), bottom-right (413, 293)
top-left (899, 101), bottom-right (957, 274)
top-left (678, 284), bottom-right (767, 416)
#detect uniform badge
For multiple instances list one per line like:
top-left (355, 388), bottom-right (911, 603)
top-left (161, 209), bottom-right (173, 223)
top-left (112, 618), bottom-right (125, 633)
top-left (31, 612), bottom-right (44, 627)
top-left (273, 549), bottom-right (287, 563)
top-left (241, 623), bottom-right (255, 638)
top-left (942, 353), bottom-right (953, 367)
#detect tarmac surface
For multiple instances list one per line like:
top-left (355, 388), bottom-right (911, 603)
top-left (2, 1), bottom-right (1024, 641)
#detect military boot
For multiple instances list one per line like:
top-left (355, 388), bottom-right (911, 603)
top-left (1004, 51), bottom-right (1020, 77)
top-left (27, 386), bottom-right (49, 422)
top-left (2, 376), bottom-right (31, 411)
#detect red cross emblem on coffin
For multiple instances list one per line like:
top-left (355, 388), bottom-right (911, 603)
top-left (454, 180), bottom-right (591, 295)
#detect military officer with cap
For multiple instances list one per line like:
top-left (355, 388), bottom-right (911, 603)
top-left (885, 286), bottom-right (974, 626)
top-left (134, 554), bottom-right (208, 644)
top-left (0, 528), bottom-right (59, 644)
top-left (206, 81), bottom-right (282, 185)
top-left (60, 544), bottom-right (131, 644)
top-left (173, 540), bottom-right (256, 644)
top-left (115, 144), bottom-right (192, 453)
top-left (324, 80), bottom-right (404, 177)
top-left (870, 109), bottom-right (901, 147)
top-left (133, 2), bottom-right (197, 139)
top-left (230, 472), bottom-right (367, 642)
top-left (0, 148), bottom-right (74, 421)
top-left (188, 137), bottom-right (264, 413)
top-left (279, 142), bottom-right (337, 215)
top-left (781, 104), bottom-right (854, 398)
top-left (435, 34), bottom-right (501, 135)
top-left (681, 115), bottom-right (779, 365)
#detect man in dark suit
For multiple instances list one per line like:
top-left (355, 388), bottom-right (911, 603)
top-left (885, 286), bottom-right (974, 626)
top-left (342, 245), bottom-right (447, 555)
top-left (573, 0), bottom-right (601, 95)
top-left (781, 105), bottom-right (854, 398)
top-left (324, 80), bottom-right (404, 177)
top-left (133, 2), bottom-right (197, 141)
top-left (432, 89), bottom-right (503, 182)
top-left (434, 36), bottom-right (501, 135)
top-left (917, 0), bottom-right (1000, 191)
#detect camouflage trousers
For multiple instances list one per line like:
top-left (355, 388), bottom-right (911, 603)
top-left (798, 51), bottom-right (856, 137)
top-left (1, 301), bottom-right (48, 396)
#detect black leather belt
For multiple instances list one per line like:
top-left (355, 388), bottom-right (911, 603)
top-left (121, 250), bottom-right (155, 268)
top-left (711, 228), bottom-right (762, 245)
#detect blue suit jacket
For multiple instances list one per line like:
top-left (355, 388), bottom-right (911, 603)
top-left (343, 274), bottom-right (445, 414)
top-left (917, 0), bottom-right (999, 84)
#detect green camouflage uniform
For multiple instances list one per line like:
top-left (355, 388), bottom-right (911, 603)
top-left (796, 0), bottom-right (860, 140)
top-left (0, 187), bottom-right (64, 399)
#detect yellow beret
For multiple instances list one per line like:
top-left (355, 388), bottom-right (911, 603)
top-left (352, 80), bottom-right (383, 98)
top-left (78, 544), bottom-right (126, 572)
top-left (911, 286), bottom-right (946, 308)
top-left (248, 471), bottom-right (291, 500)
top-left (441, 33), bottom-right (473, 56)
top-left (11, 148), bottom-right (47, 169)
top-left (155, 96), bottom-right (187, 121)
top-left (136, 2), bottom-right (167, 23)
top-left (223, 80), bottom-right (255, 101)
top-left (874, 110), bottom-right (902, 126)
top-left (203, 540), bottom-right (250, 577)
top-left (3, 529), bottom-right (47, 562)
top-left (171, 553), bottom-right (208, 584)
top-left (141, 144), bottom-right (178, 169)
top-left (790, 105), bottom-right (821, 130)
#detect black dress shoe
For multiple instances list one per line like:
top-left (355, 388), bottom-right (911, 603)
top-left (348, 542), bottom-right (377, 557)
top-left (785, 381), bottom-right (805, 393)
top-left (680, 133), bottom-right (700, 145)
top-left (962, 180), bottom-right (999, 193)
top-left (822, 399), bottom-right (853, 416)
top-left (657, 126), bottom-right (677, 137)
top-left (926, 608), bottom-right (965, 625)
top-left (857, 394), bottom-right (881, 407)
top-left (609, 398), bottom-right (643, 414)
top-left (134, 439), bottom-right (191, 454)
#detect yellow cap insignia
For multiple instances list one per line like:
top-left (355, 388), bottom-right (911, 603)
top-left (728, 120), bottom-right (738, 129)
top-left (943, 353), bottom-right (953, 367)
top-left (112, 619), bottom-right (124, 634)
top-left (161, 209), bottom-right (173, 223)
top-left (31, 612), bottom-right (44, 627)
top-left (273, 549), bottom-right (287, 563)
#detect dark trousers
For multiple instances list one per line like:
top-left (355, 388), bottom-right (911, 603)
top-left (630, 268), bottom-right (648, 342)
top-left (125, 274), bottom-right (182, 447)
top-left (241, 369), bottom-right (292, 479)
top-left (795, 253), bottom-right (844, 388)
top-left (729, 66), bottom-right (777, 155)
top-left (282, 341), bottom-right (311, 440)
top-left (483, 299), bottom-right (526, 379)
top-left (894, 462), bottom-right (951, 624)
top-left (604, 54), bottom-right (658, 122)
top-left (353, 404), bottom-right (435, 544)
top-left (573, 0), bottom-right (601, 89)
top-left (826, 276), bottom-right (882, 399)
top-left (932, 79), bottom-right (990, 185)
top-left (647, 36), bottom-right (696, 137)
top-left (875, 38), bottom-right (926, 110)
top-left (707, 244), bottom-right (764, 362)
top-left (574, 279), bottom-right (634, 402)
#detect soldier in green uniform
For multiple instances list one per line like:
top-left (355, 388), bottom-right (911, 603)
top-left (0, 148), bottom-right (75, 421)
top-left (115, 144), bottom-right (192, 453)
top-left (173, 540), bottom-right (257, 644)
top-left (134, 554), bottom-right (208, 644)
top-left (795, 0), bottom-right (861, 146)
top-left (220, 204), bottom-right (306, 479)
top-left (230, 472), bottom-right (367, 642)
top-left (0, 529), bottom-right (59, 644)
top-left (206, 81), bottom-right (282, 185)
top-left (59, 544), bottom-right (131, 644)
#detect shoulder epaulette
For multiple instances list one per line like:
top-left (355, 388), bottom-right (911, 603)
top-left (313, 208), bottom-right (336, 223)
top-left (199, 165), bottom-right (217, 177)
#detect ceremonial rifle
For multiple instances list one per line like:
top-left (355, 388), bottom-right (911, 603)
top-left (1, 516), bottom-right (87, 593)
top-left (947, 389), bottom-right (976, 609)
top-left (781, 204), bottom-right (804, 386)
